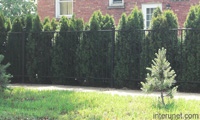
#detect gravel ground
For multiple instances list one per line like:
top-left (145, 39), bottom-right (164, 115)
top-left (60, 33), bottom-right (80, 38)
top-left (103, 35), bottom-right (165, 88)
top-left (9, 84), bottom-right (200, 100)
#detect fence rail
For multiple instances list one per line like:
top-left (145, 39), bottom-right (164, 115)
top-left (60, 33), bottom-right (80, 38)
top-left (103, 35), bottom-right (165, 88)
top-left (1, 28), bottom-right (200, 92)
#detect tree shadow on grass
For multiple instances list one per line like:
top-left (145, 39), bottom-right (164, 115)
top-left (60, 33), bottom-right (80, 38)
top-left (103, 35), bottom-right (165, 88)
top-left (0, 88), bottom-right (103, 120)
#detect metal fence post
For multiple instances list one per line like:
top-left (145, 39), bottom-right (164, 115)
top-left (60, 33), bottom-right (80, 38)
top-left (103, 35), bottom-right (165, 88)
top-left (111, 25), bottom-right (115, 88)
top-left (22, 28), bottom-right (26, 83)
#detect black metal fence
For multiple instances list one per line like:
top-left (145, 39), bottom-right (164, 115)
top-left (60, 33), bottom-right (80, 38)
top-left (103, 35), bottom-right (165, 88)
top-left (1, 28), bottom-right (200, 91)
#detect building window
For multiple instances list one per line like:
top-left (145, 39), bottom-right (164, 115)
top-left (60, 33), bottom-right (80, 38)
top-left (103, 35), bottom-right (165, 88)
top-left (142, 3), bottom-right (162, 29)
top-left (56, 0), bottom-right (73, 18)
top-left (109, 0), bottom-right (124, 6)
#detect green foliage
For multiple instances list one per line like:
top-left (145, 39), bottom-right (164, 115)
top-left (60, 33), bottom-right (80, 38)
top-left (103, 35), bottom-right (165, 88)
top-left (114, 7), bottom-right (144, 88)
top-left (152, 7), bottom-right (162, 18)
top-left (38, 19), bottom-right (52, 84)
top-left (0, 55), bottom-right (12, 92)
top-left (43, 17), bottom-right (50, 26)
top-left (52, 16), bottom-right (69, 84)
top-left (141, 8), bottom-right (178, 85)
top-left (52, 15), bottom-right (83, 84)
top-left (0, 0), bottom-right (37, 21)
top-left (20, 16), bottom-right (26, 28)
top-left (25, 14), bottom-right (33, 32)
top-left (77, 11), bottom-right (114, 86)
top-left (0, 13), bottom-right (6, 55)
top-left (6, 17), bottom-right (23, 82)
top-left (5, 18), bottom-right (12, 33)
top-left (141, 48), bottom-right (178, 105)
top-left (182, 4), bottom-right (200, 92)
top-left (50, 18), bottom-right (58, 31)
top-left (26, 15), bottom-right (43, 83)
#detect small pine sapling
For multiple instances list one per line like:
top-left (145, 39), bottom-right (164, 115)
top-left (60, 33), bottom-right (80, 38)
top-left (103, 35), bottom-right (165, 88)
top-left (0, 55), bottom-right (12, 92)
top-left (141, 48), bottom-right (178, 105)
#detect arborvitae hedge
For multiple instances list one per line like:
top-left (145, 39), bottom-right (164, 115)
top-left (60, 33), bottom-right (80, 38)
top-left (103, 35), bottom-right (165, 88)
top-left (182, 5), bottom-right (200, 92)
top-left (3, 9), bottom-right (200, 92)
top-left (114, 13), bottom-right (127, 88)
top-left (142, 7), bottom-right (178, 85)
top-left (26, 15), bottom-right (43, 83)
top-left (7, 17), bottom-right (23, 83)
top-left (114, 7), bottom-right (144, 88)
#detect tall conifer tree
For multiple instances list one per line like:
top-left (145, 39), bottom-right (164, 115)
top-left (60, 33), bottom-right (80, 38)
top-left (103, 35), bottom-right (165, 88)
top-left (182, 5), bottom-right (200, 91)
top-left (7, 17), bottom-right (23, 82)
top-left (26, 15), bottom-right (43, 83)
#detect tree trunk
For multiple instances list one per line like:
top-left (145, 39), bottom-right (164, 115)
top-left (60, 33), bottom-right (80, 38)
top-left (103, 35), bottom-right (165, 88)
top-left (161, 90), bottom-right (165, 106)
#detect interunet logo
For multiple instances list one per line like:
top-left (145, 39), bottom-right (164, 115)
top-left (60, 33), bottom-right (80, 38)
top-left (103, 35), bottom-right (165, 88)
top-left (153, 113), bottom-right (199, 119)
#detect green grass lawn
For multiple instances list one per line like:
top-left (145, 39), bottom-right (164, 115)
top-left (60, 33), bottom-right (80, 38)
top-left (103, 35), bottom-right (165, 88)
top-left (0, 88), bottom-right (200, 120)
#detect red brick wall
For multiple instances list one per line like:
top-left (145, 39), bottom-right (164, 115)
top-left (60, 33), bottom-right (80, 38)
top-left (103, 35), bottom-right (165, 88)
top-left (37, 0), bottom-right (55, 21)
top-left (38, 0), bottom-right (199, 28)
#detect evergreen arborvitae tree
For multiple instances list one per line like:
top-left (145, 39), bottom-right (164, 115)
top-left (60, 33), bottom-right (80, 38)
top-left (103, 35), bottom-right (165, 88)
top-left (7, 17), bottom-right (23, 83)
top-left (39, 19), bottom-right (52, 84)
top-left (69, 15), bottom-right (84, 85)
top-left (53, 15), bottom-right (84, 85)
top-left (114, 7), bottom-right (144, 88)
top-left (50, 18), bottom-right (58, 31)
top-left (182, 5), bottom-right (200, 92)
top-left (0, 55), bottom-right (12, 92)
top-left (23, 14), bottom-right (33, 82)
top-left (77, 13), bottom-right (100, 85)
top-left (101, 14), bottom-right (114, 86)
top-left (114, 13), bottom-right (128, 87)
top-left (142, 7), bottom-right (178, 87)
top-left (43, 17), bottom-right (50, 26)
top-left (25, 14), bottom-right (33, 32)
top-left (52, 16), bottom-right (70, 84)
top-left (141, 48), bottom-right (178, 106)
top-left (0, 13), bottom-right (6, 55)
top-left (77, 11), bottom-right (114, 86)
top-left (26, 15), bottom-right (43, 83)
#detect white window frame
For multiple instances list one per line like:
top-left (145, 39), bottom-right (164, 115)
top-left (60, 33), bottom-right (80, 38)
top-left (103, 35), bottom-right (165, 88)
top-left (56, 0), bottom-right (73, 19)
top-left (109, 0), bottom-right (124, 6)
top-left (142, 3), bottom-right (162, 29)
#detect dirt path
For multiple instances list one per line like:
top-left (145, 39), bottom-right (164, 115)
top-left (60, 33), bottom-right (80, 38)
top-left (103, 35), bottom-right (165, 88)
top-left (9, 84), bottom-right (200, 100)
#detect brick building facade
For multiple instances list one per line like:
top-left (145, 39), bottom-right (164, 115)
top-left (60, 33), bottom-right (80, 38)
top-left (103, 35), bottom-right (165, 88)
top-left (38, 0), bottom-right (199, 28)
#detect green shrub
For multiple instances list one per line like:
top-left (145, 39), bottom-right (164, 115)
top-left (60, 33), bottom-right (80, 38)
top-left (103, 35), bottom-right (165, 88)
top-left (50, 18), bottom-right (58, 31)
top-left (6, 17), bottom-right (23, 82)
top-left (182, 5), bottom-right (200, 92)
top-left (142, 8), bottom-right (178, 86)
top-left (26, 15), bottom-right (43, 83)
top-left (38, 17), bottom-right (52, 84)
top-left (52, 16), bottom-right (80, 84)
top-left (114, 7), bottom-right (144, 88)
top-left (77, 11), bottom-right (114, 86)
top-left (25, 14), bottom-right (33, 32)
top-left (0, 55), bottom-right (12, 92)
